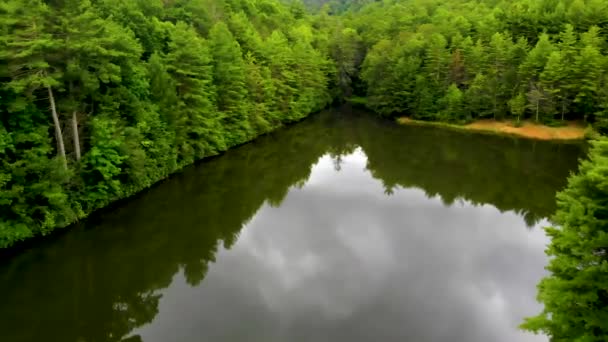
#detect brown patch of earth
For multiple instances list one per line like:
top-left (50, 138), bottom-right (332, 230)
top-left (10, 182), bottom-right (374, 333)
top-left (466, 120), bottom-right (585, 140)
top-left (397, 117), bottom-right (586, 140)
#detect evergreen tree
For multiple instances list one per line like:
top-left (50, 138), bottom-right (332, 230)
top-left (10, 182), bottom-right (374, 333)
top-left (508, 92), bottom-right (527, 124)
top-left (541, 51), bottom-right (567, 121)
top-left (487, 32), bottom-right (514, 119)
top-left (519, 33), bottom-right (554, 85)
top-left (573, 44), bottom-right (604, 121)
top-left (522, 138), bottom-right (608, 341)
top-left (465, 74), bottom-right (493, 119)
top-left (424, 33), bottom-right (450, 86)
top-left (1, 0), bottom-right (67, 169)
top-left (264, 30), bottom-right (298, 118)
top-left (209, 21), bottom-right (250, 146)
top-left (166, 22), bottom-right (224, 163)
top-left (439, 84), bottom-right (465, 122)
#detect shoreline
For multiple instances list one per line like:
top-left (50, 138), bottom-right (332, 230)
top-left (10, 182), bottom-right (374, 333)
top-left (397, 118), bottom-right (587, 141)
top-left (0, 112), bottom-right (317, 254)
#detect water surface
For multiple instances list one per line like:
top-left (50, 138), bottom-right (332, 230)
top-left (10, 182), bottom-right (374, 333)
top-left (0, 109), bottom-right (585, 342)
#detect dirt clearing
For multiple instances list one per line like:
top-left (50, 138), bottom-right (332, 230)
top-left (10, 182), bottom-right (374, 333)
top-left (398, 118), bottom-right (586, 140)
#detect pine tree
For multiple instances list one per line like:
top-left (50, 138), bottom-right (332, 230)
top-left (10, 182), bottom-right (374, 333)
top-left (439, 84), bottom-right (464, 122)
top-left (487, 32), bottom-right (513, 119)
top-left (51, 0), bottom-right (142, 162)
top-left (508, 92), bottom-right (526, 124)
top-left (209, 21), bottom-right (250, 146)
top-left (424, 33), bottom-right (450, 86)
top-left (264, 30), bottom-right (298, 117)
top-left (2, 0), bottom-right (67, 169)
top-left (573, 44), bottom-right (605, 121)
top-left (522, 138), bottom-right (608, 341)
top-left (166, 22), bottom-right (224, 163)
top-left (541, 51), bottom-right (567, 121)
top-left (519, 33), bottom-right (555, 85)
top-left (465, 74), bottom-right (493, 119)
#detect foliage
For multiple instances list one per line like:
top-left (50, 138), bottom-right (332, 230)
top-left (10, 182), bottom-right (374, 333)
top-left (335, 0), bottom-right (608, 127)
top-left (0, 0), bottom-right (332, 248)
top-left (522, 139), bottom-right (608, 340)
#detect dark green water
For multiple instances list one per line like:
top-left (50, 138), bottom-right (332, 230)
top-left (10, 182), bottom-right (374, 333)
top-left (0, 109), bottom-right (585, 342)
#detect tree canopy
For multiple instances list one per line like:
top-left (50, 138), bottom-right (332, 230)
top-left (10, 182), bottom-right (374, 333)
top-left (330, 0), bottom-right (608, 127)
top-left (522, 139), bottom-right (608, 340)
top-left (0, 0), bottom-right (333, 248)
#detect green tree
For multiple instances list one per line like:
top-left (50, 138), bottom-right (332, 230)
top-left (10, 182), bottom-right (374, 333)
top-left (52, 0), bottom-right (142, 162)
top-left (527, 82), bottom-right (550, 123)
top-left (1, 0), bottom-right (67, 169)
top-left (522, 138), bottom-right (608, 341)
top-left (244, 53), bottom-right (274, 134)
top-left (573, 44), bottom-right (605, 121)
top-left (166, 22), bottom-right (225, 163)
top-left (508, 92), bottom-right (526, 124)
top-left (80, 117), bottom-right (126, 209)
top-left (264, 30), bottom-right (299, 117)
top-left (465, 74), bottom-right (493, 119)
top-left (424, 33), bottom-right (450, 86)
top-left (487, 32), bottom-right (514, 119)
top-left (519, 33), bottom-right (555, 88)
top-left (209, 21), bottom-right (251, 146)
top-left (438, 84), bottom-right (464, 122)
top-left (330, 27), bottom-right (363, 98)
top-left (0, 101), bottom-right (77, 247)
top-left (541, 51), bottom-right (567, 121)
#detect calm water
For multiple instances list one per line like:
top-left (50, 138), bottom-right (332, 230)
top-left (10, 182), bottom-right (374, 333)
top-left (0, 109), bottom-right (585, 342)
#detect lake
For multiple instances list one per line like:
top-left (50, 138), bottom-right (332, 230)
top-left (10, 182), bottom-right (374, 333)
top-left (0, 108), bottom-right (585, 342)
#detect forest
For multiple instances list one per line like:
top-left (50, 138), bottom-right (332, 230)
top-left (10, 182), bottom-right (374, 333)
top-left (2, 0), bottom-right (608, 340)
top-left (4, 0), bottom-right (608, 247)
top-left (0, 0), bottom-right (334, 248)
top-left (334, 0), bottom-right (608, 128)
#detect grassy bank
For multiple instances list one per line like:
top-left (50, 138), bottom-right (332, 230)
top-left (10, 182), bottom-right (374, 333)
top-left (397, 118), bottom-right (587, 141)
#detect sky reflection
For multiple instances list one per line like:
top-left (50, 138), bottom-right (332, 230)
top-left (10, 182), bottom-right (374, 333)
top-left (138, 149), bottom-right (549, 342)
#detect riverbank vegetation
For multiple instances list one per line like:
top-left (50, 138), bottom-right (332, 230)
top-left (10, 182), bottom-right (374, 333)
top-left (0, 0), bottom-right (332, 248)
top-left (521, 138), bottom-right (608, 340)
top-left (333, 0), bottom-right (608, 132)
top-left (1, 0), bottom-right (607, 273)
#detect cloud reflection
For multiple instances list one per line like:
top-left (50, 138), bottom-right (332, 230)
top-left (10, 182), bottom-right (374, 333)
top-left (138, 149), bottom-right (549, 342)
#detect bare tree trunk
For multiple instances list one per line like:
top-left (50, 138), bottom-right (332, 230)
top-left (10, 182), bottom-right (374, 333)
top-left (72, 111), bottom-right (81, 160)
top-left (47, 85), bottom-right (67, 169)
top-left (561, 101), bottom-right (566, 121)
top-left (536, 100), bottom-right (539, 123)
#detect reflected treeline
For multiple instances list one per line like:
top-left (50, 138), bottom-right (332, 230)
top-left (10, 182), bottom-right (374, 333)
top-left (0, 115), bottom-right (336, 342)
top-left (351, 114), bottom-right (585, 226)
top-left (0, 109), bottom-right (585, 342)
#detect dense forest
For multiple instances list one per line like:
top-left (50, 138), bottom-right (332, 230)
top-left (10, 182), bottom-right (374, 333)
top-left (0, 0), bottom-right (334, 248)
top-left (334, 0), bottom-right (608, 127)
top-left (3, 0), bottom-right (608, 247)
